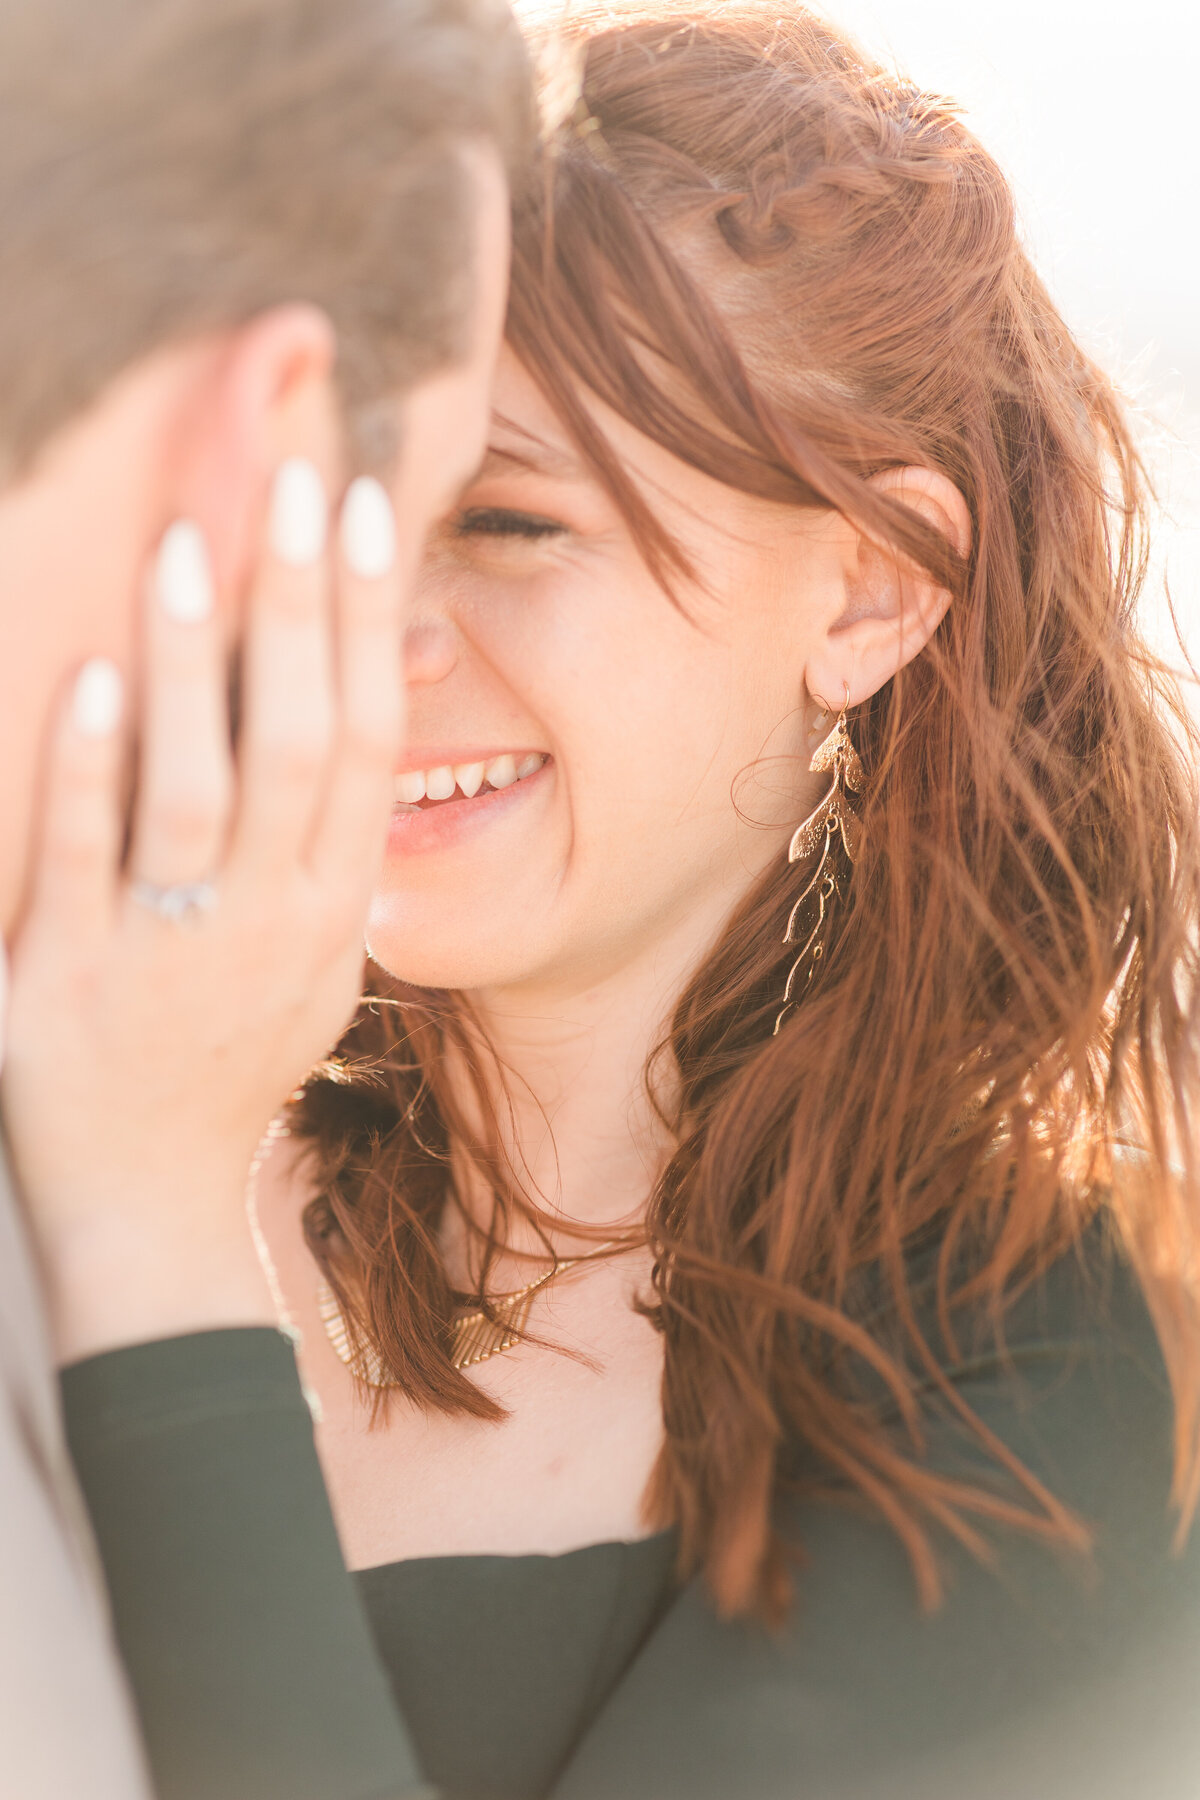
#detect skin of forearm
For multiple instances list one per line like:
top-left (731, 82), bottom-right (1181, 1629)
top-left (41, 1198), bottom-right (276, 1364)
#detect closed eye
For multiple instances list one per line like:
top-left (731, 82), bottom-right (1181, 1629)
top-left (454, 507), bottom-right (567, 541)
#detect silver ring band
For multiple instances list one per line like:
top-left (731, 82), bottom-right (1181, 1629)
top-left (129, 879), bottom-right (218, 926)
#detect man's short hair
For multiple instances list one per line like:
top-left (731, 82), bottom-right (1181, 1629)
top-left (0, 0), bottom-right (534, 478)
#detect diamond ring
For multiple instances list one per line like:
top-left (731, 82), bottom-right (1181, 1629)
top-left (129, 879), bottom-right (218, 927)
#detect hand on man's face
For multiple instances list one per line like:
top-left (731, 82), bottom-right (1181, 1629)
top-left (0, 141), bottom-right (510, 945)
top-left (0, 359), bottom-right (181, 938)
top-left (0, 144), bottom-right (512, 1362)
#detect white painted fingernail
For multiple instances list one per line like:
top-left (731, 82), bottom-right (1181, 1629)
top-left (340, 476), bottom-right (396, 579)
top-left (155, 519), bottom-right (214, 623)
top-left (269, 457), bottom-right (328, 567)
top-left (72, 658), bottom-right (124, 737)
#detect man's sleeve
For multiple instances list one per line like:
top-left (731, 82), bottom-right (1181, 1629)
top-left (0, 1150), bottom-right (152, 1800)
top-left (62, 1328), bottom-right (434, 1800)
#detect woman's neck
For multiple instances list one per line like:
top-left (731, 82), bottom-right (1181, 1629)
top-left (442, 909), bottom-right (724, 1253)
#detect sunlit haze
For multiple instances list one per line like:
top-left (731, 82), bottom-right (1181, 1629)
top-left (825, 0), bottom-right (1198, 676)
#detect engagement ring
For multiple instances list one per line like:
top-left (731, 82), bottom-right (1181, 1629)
top-left (129, 879), bottom-right (218, 926)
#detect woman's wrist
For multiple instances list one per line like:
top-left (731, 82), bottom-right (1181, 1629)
top-left (42, 1202), bottom-right (277, 1365)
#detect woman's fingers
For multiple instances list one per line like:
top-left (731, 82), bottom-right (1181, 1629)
top-left (127, 522), bottom-right (234, 891)
top-left (25, 658), bottom-right (126, 945)
top-left (308, 475), bottom-right (405, 894)
top-left (231, 458), bottom-right (337, 875)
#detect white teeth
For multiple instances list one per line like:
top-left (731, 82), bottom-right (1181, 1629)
top-left (454, 761), bottom-right (486, 799)
top-left (396, 753), bottom-right (546, 807)
top-left (486, 753), bottom-right (518, 790)
top-left (425, 765), bottom-right (456, 802)
top-left (395, 770), bottom-right (426, 804)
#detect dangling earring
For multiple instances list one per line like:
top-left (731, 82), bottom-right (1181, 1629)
top-left (773, 684), bottom-right (865, 1035)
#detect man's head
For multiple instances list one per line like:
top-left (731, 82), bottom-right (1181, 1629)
top-left (0, 0), bottom-right (532, 932)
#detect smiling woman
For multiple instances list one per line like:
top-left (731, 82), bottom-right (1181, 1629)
top-left (60, 3), bottom-right (1200, 1799)
top-left (296, 0), bottom-right (1200, 1575)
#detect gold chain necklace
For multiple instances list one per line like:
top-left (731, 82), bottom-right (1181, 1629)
top-left (318, 1240), bottom-right (627, 1385)
top-left (246, 1117), bottom-right (633, 1387)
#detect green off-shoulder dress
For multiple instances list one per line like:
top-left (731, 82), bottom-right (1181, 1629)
top-left (62, 1216), bottom-right (1200, 1800)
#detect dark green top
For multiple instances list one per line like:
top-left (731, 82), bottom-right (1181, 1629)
top-left (62, 1223), bottom-right (1200, 1800)
top-left (359, 1534), bottom-right (677, 1799)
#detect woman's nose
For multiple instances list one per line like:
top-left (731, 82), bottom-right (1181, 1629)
top-left (403, 618), bottom-right (459, 687)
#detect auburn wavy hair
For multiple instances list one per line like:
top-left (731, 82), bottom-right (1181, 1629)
top-left (294, 0), bottom-right (1200, 1623)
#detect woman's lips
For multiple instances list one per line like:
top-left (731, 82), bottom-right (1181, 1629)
top-left (386, 756), bottom-right (552, 855)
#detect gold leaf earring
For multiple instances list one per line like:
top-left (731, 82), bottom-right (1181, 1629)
top-left (774, 684), bottom-right (865, 1035)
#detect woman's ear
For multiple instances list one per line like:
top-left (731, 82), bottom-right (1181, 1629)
top-left (804, 465), bottom-right (971, 711)
top-left (164, 304), bottom-right (340, 623)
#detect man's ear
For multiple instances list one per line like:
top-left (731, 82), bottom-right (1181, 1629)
top-left (164, 305), bottom-right (340, 620)
top-left (804, 465), bottom-right (971, 712)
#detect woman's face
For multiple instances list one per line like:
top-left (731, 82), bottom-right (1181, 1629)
top-left (366, 347), bottom-right (847, 999)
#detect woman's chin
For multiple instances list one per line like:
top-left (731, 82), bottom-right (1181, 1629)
top-left (364, 925), bottom-right (548, 995)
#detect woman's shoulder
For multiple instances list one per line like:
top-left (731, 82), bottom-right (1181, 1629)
top-left (857, 1195), bottom-right (1177, 1530)
top-left (927, 1194), bottom-right (1163, 1369)
top-left (839, 1175), bottom-right (1165, 1396)
top-left (555, 1209), bottom-right (1200, 1800)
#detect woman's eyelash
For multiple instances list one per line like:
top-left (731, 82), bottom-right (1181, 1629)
top-left (455, 507), bottom-right (566, 541)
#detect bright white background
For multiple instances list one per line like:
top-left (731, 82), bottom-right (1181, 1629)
top-left (824, 0), bottom-right (1199, 676)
